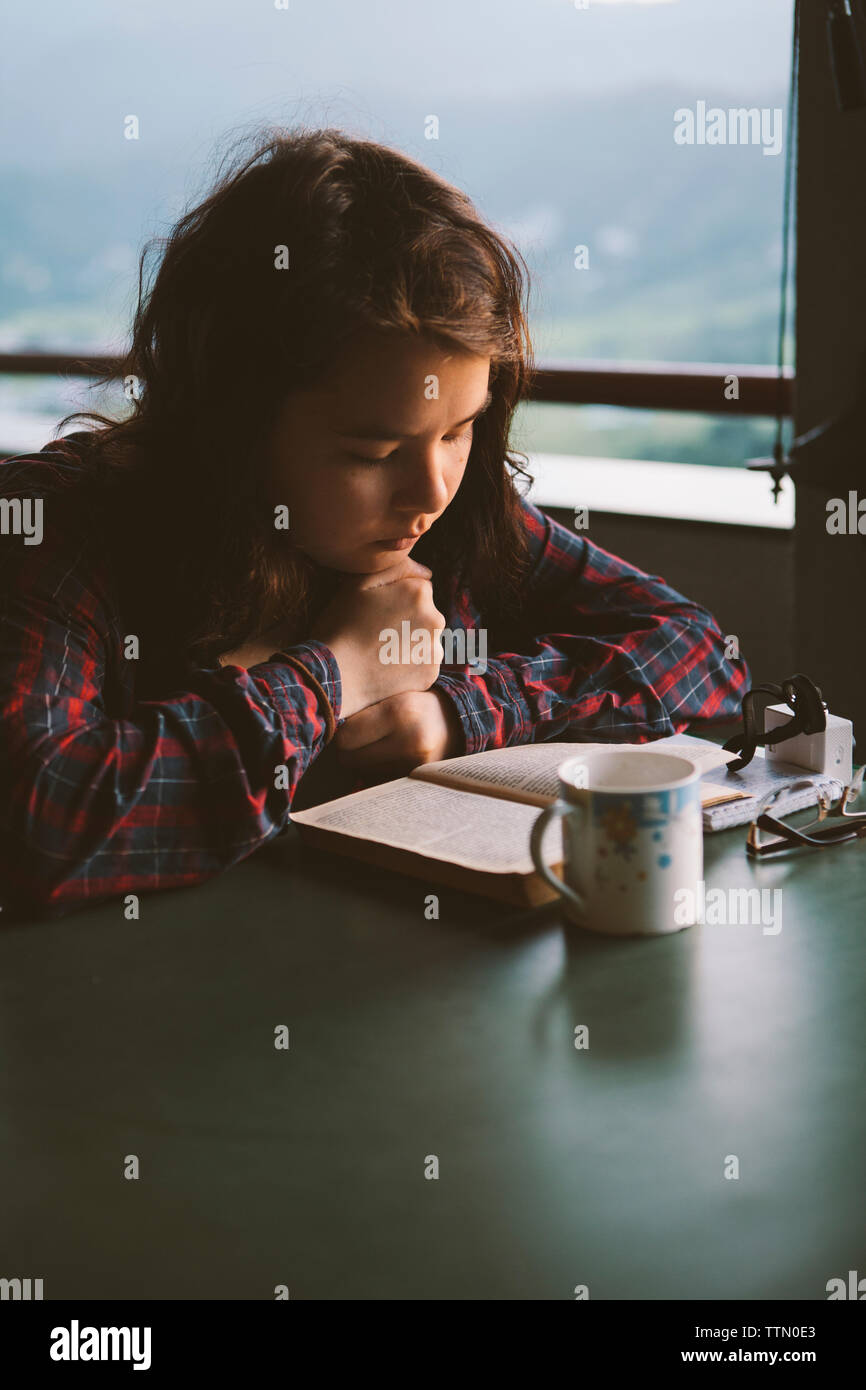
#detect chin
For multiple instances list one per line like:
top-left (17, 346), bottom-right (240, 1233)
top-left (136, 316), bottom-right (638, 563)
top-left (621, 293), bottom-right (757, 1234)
top-left (346, 548), bottom-right (410, 574)
top-left (306, 540), bottom-right (418, 574)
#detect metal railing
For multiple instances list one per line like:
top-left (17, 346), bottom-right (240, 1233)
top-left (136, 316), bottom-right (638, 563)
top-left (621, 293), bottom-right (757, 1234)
top-left (0, 352), bottom-right (794, 418)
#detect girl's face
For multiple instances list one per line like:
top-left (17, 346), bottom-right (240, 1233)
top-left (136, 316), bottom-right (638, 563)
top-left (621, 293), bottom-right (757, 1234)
top-left (262, 328), bottom-right (491, 573)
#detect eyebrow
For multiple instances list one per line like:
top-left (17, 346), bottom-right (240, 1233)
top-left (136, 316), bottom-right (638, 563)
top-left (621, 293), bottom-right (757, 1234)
top-left (334, 388), bottom-right (493, 440)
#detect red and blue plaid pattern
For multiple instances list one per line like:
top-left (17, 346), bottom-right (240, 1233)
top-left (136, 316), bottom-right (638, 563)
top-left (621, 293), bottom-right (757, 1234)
top-left (0, 437), bottom-right (748, 916)
top-left (438, 500), bottom-right (749, 751)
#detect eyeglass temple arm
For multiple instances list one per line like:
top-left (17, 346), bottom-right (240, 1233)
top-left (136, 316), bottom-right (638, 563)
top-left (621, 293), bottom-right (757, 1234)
top-left (747, 778), bottom-right (863, 855)
top-left (747, 813), bottom-right (866, 855)
top-left (840, 764), bottom-right (866, 817)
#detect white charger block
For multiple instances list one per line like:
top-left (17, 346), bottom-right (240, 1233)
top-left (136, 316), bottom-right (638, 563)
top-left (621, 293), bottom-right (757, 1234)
top-left (763, 702), bottom-right (853, 783)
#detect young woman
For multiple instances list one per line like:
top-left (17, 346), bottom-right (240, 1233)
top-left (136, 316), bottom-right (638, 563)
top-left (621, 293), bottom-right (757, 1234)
top-left (0, 127), bottom-right (748, 918)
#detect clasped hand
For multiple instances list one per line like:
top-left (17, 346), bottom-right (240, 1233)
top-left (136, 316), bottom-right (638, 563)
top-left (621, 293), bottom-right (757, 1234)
top-left (311, 556), bottom-right (463, 777)
top-left (219, 557), bottom-right (464, 776)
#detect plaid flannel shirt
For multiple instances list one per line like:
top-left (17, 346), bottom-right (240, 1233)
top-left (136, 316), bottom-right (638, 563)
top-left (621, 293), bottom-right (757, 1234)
top-left (0, 436), bottom-right (749, 917)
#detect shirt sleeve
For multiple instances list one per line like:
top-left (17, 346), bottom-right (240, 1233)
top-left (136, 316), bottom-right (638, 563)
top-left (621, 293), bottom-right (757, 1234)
top-left (0, 514), bottom-right (341, 919)
top-left (434, 497), bottom-right (750, 755)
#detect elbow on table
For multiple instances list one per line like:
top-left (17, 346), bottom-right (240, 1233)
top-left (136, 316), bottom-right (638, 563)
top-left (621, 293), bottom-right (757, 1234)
top-left (0, 768), bottom-right (109, 920)
top-left (0, 857), bottom-right (77, 921)
top-left (0, 819), bottom-right (91, 919)
top-left (687, 617), bottom-right (751, 725)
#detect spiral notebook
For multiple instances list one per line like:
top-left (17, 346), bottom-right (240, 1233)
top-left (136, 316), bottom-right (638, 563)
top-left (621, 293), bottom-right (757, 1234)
top-left (667, 733), bottom-right (847, 831)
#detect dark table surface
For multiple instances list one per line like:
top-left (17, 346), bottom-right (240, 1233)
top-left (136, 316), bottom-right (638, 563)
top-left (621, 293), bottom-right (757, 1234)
top-left (2, 766), bottom-right (865, 1300)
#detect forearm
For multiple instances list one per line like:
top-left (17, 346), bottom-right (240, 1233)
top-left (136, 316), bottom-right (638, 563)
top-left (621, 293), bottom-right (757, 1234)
top-left (432, 499), bottom-right (750, 755)
top-left (0, 641), bottom-right (341, 917)
top-left (435, 620), bottom-right (749, 755)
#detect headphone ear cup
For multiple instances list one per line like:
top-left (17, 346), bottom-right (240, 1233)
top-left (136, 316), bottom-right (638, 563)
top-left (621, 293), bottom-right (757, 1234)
top-left (722, 675), bottom-right (828, 772)
top-left (784, 674), bottom-right (827, 736)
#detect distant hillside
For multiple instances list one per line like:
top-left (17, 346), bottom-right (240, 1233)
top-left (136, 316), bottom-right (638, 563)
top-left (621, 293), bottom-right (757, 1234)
top-left (0, 84), bottom-right (788, 364)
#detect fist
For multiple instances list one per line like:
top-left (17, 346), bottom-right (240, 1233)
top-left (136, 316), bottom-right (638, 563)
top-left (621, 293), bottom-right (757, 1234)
top-left (309, 558), bottom-right (447, 718)
top-left (335, 689), bottom-right (464, 781)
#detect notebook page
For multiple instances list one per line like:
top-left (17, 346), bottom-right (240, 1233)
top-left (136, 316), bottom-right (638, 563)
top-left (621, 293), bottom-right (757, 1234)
top-left (701, 751), bottom-right (846, 831)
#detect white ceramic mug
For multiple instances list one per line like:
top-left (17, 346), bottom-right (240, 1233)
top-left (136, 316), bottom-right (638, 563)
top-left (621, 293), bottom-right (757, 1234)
top-left (529, 749), bottom-right (703, 936)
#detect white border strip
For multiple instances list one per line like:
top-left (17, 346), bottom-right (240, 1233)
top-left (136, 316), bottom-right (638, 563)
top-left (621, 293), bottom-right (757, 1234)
top-left (526, 452), bottom-right (795, 529)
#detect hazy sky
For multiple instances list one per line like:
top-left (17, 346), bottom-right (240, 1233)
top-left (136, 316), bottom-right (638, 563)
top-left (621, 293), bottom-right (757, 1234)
top-left (1, 0), bottom-right (795, 174)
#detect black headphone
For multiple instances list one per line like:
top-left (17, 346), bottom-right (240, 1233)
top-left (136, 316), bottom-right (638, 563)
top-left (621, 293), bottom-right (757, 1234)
top-left (722, 673), bottom-right (827, 773)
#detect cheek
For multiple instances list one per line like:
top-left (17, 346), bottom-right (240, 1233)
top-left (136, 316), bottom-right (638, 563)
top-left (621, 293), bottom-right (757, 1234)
top-left (288, 464), bottom-right (387, 543)
top-left (442, 454), bottom-right (470, 504)
top-left (325, 466), bottom-right (388, 525)
top-left (451, 454), bottom-right (471, 489)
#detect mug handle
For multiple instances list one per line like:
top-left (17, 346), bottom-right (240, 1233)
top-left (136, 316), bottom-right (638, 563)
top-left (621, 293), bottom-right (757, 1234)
top-left (530, 800), bottom-right (586, 917)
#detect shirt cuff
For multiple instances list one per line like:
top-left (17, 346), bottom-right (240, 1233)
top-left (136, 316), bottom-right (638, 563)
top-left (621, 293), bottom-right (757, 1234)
top-left (260, 639), bottom-right (342, 741)
top-left (434, 670), bottom-right (530, 755)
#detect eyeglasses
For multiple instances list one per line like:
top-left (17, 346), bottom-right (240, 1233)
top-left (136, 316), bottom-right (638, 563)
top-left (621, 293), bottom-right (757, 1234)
top-left (746, 766), bottom-right (866, 857)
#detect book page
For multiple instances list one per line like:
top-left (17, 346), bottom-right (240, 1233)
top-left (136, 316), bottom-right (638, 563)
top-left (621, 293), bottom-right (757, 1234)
top-left (412, 736), bottom-right (739, 808)
top-left (290, 777), bottom-right (562, 875)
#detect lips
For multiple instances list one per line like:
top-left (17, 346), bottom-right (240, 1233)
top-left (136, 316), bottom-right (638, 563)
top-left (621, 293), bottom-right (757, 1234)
top-left (373, 535), bottom-right (416, 550)
top-left (375, 527), bottom-right (427, 542)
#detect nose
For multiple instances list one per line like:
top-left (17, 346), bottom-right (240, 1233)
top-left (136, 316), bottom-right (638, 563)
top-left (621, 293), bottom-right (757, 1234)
top-left (392, 446), bottom-right (452, 518)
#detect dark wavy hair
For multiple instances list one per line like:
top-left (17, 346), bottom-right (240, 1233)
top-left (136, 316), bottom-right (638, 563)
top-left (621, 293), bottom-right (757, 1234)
top-left (54, 125), bottom-right (536, 675)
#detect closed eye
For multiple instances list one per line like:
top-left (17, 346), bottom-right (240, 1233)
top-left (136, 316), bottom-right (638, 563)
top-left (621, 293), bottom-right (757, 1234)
top-left (347, 427), bottom-right (474, 466)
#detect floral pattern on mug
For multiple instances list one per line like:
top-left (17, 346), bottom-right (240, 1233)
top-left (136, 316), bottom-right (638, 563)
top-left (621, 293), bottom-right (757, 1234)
top-left (600, 804), bottom-right (639, 859)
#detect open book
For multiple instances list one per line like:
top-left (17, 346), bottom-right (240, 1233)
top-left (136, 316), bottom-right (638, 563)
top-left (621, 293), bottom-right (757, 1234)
top-left (290, 734), bottom-right (743, 906)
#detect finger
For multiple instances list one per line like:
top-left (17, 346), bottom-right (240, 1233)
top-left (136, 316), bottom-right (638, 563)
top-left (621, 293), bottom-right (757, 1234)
top-left (337, 729), bottom-right (411, 768)
top-left (400, 557), bottom-right (433, 579)
top-left (360, 556), bottom-right (432, 589)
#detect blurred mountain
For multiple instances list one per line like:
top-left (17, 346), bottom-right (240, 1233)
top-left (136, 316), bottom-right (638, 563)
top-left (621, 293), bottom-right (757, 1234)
top-left (0, 84), bottom-right (787, 363)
